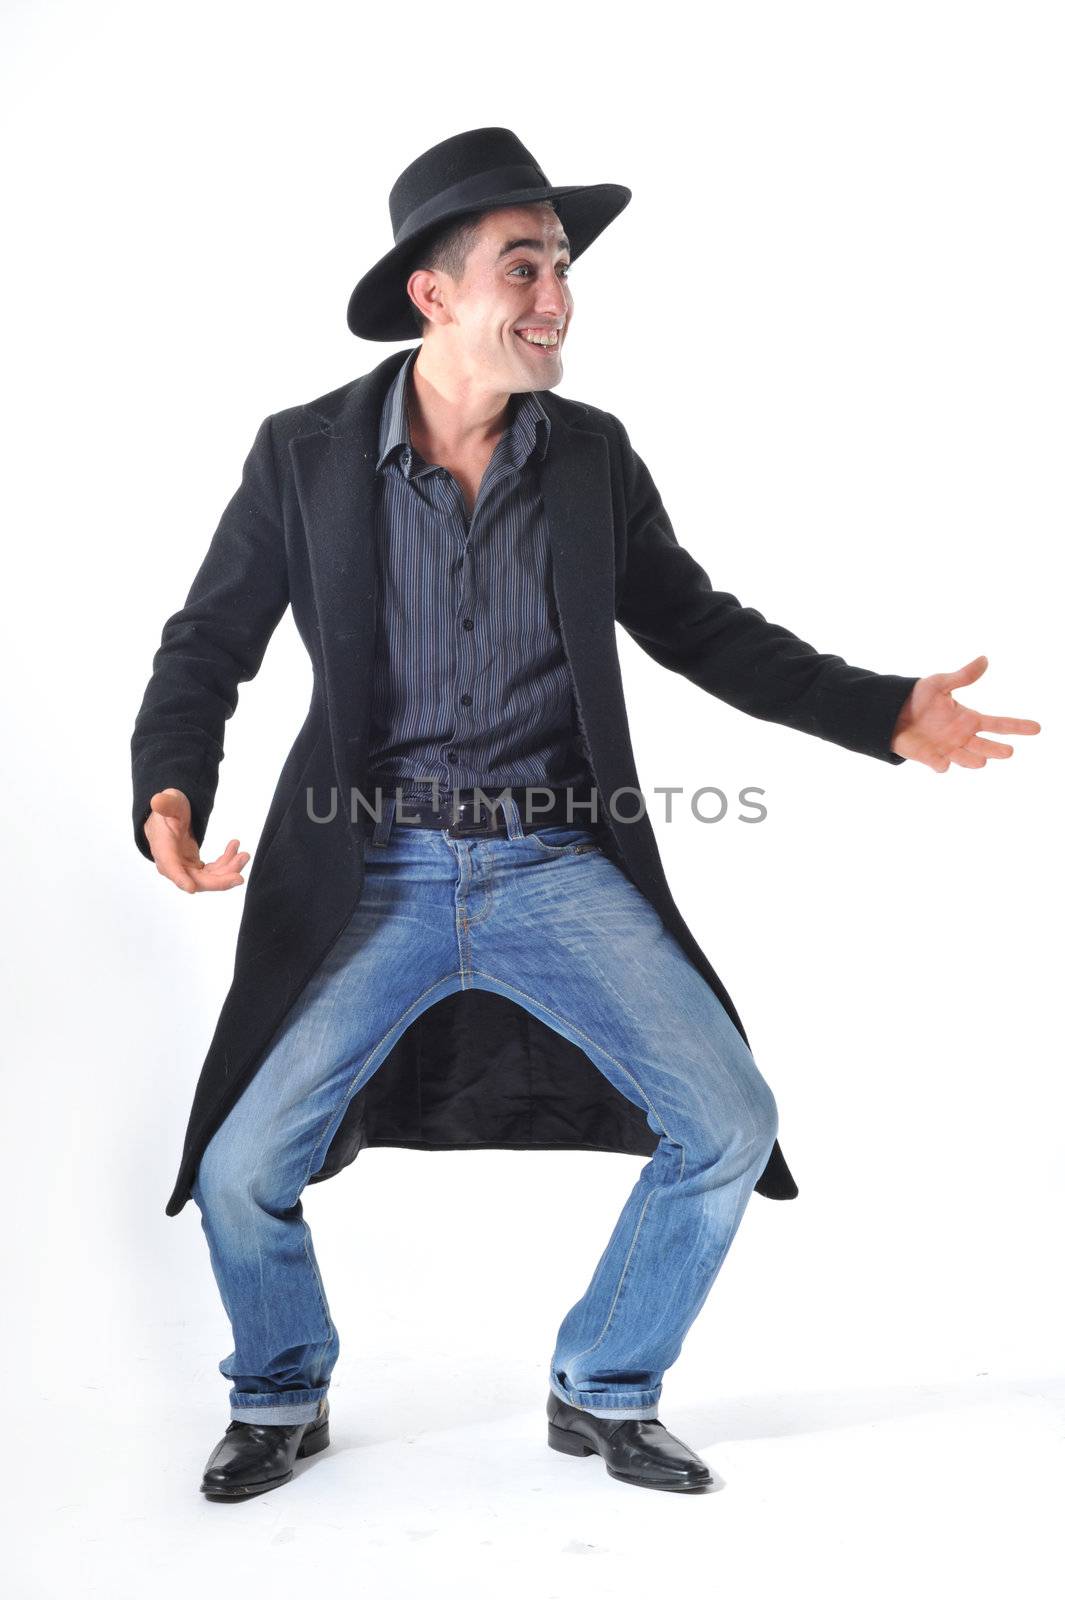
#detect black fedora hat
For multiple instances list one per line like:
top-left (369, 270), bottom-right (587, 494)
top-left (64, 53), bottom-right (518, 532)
top-left (347, 126), bottom-right (631, 342)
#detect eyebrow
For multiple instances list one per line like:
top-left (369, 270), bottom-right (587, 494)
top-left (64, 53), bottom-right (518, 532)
top-left (495, 235), bottom-right (572, 261)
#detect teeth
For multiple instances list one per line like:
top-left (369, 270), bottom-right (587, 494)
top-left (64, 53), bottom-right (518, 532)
top-left (518, 328), bottom-right (559, 346)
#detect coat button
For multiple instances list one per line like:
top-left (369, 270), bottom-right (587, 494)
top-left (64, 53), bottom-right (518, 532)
top-left (462, 617), bottom-right (474, 630)
top-left (461, 694), bottom-right (472, 706)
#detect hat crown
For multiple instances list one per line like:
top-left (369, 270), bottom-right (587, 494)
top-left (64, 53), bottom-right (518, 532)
top-left (388, 126), bottom-right (550, 245)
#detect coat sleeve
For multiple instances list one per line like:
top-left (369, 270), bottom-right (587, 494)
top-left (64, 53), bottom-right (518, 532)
top-left (130, 414), bottom-right (290, 861)
top-left (609, 414), bottom-right (919, 764)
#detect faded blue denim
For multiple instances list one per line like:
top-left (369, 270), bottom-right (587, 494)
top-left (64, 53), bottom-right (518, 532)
top-left (191, 793), bottom-right (779, 1425)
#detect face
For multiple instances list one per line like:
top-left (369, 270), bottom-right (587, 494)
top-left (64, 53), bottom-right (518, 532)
top-left (409, 203), bottom-right (574, 393)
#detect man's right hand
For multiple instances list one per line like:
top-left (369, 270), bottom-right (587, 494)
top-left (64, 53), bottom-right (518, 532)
top-left (143, 788), bottom-right (250, 894)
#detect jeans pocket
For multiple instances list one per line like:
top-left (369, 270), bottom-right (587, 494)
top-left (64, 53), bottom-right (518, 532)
top-left (524, 824), bottom-right (603, 856)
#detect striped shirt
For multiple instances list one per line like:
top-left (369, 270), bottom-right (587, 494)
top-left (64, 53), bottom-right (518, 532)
top-left (366, 345), bottom-right (596, 801)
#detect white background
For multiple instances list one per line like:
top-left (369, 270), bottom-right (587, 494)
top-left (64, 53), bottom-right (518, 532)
top-left (3, 1), bottom-right (1061, 1594)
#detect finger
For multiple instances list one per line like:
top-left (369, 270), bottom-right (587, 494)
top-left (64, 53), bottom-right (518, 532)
top-left (198, 850), bottom-right (250, 875)
top-left (939, 655), bottom-right (988, 690)
top-left (195, 872), bottom-right (246, 892)
top-left (964, 735), bottom-right (1013, 758)
top-left (949, 746), bottom-right (986, 769)
top-left (972, 715), bottom-right (1042, 735)
top-left (202, 853), bottom-right (250, 872)
top-left (158, 862), bottom-right (198, 893)
top-left (190, 839), bottom-right (240, 873)
top-left (178, 849), bottom-right (210, 885)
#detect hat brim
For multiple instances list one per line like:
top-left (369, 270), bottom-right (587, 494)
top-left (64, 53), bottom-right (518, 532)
top-left (346, 181), bottom-right (632, 342)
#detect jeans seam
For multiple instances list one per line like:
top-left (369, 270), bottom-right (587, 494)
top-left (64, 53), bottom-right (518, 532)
top-left (301, 1215), bottom-right (333, 1338)
top-left (564, 1185), bottom-right (659, 1374)
top-left (467, 966), bottom-right (679, 1156)
top-left (462, 869), bottom-right (493, 927)
top-left (300, 971), bottom-right (468, 1183)
top-left (243, 1151), bottom-right (333, 1343)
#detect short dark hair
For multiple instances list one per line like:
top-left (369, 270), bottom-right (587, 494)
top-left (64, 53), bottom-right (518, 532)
top-left (407, 201), bottom-right (559, 335)
top-left (407, 213), bottom-right (486, 336)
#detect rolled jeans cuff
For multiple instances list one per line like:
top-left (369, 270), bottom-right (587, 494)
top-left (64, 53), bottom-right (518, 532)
top-left (550, 1376), bottom-right (659, 1420)
top-left (229, 1389), bottom-right (328, 1426)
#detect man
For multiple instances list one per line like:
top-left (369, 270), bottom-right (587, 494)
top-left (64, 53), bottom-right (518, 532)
top-left (131, 128), bottom-right (1040, 1501)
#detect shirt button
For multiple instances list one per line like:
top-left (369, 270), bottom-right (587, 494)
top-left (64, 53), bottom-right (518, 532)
top-left (461, 694), bottom-right (472, 706)
top-left (462, 617), bottom-right (474, 630)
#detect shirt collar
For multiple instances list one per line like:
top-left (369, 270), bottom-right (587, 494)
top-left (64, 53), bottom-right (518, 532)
top-left (375, 344), bottom-right (550, 477)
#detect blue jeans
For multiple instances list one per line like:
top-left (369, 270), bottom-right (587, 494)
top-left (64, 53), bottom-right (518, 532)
top-left (191, 794), bottom-right (779, 1425)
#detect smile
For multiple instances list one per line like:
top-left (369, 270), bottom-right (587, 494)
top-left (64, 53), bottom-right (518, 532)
top-left (515, 328), bottom-right (561, 353)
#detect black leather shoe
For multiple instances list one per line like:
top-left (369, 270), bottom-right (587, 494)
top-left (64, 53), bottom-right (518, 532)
top-left (200, 1399), bottom-right (331, 1500)
top-left (547, 1391), bottom-right (712, 1492)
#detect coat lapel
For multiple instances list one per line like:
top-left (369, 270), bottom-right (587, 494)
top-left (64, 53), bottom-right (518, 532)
top-left (537, 400), bottom-right (669, 896)
top-left (536, 402), bottom-right (633, 821)
top-left (288, 350), bottom-right (408, 801)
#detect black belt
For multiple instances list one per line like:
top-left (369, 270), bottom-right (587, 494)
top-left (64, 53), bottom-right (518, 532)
top-left (363, 783), bottom-right (601, 838)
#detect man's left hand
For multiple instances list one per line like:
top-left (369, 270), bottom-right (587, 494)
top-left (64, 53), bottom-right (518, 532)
top-left (890, 655), bottom-right (1041, 771)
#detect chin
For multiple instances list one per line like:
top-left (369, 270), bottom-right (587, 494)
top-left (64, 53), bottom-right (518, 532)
top-left (511, 354), bottom-right (564, 390)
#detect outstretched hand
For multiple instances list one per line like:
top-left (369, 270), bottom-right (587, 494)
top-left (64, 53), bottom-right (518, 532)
top-left (143, 788), bottom-right (250, 893)
top-left (890, 656), bottom-right (1041, 772)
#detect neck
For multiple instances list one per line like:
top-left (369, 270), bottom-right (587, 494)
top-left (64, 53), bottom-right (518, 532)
top-left (407, 344), bottom-right (512, 461)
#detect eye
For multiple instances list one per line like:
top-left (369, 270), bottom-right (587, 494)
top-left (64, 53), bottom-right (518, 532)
top-left (510, 263), bottom-right (571, 279)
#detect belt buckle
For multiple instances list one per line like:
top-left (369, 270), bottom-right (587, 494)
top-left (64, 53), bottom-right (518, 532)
top-left (445, 798), bottom-right (500, 839)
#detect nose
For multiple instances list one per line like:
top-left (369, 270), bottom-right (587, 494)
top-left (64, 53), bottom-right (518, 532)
top-left (534, 280), bottom-right (567, 321)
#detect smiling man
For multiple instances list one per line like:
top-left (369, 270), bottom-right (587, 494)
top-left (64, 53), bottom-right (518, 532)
top-left (131, 127), bottom-right (1041, 1503)
top-left (389, 205), bottom-right (574, 522)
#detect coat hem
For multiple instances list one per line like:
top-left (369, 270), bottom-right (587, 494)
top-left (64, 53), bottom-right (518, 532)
top-left (307, 1137), bottom-right (798, 1199)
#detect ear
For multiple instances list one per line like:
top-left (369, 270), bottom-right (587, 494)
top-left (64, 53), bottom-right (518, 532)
top-left (407, 265), bottom-right (451, 330)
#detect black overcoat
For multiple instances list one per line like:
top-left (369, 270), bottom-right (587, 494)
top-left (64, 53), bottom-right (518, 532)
top-left (131, 346), bottom-right (918, 1218)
